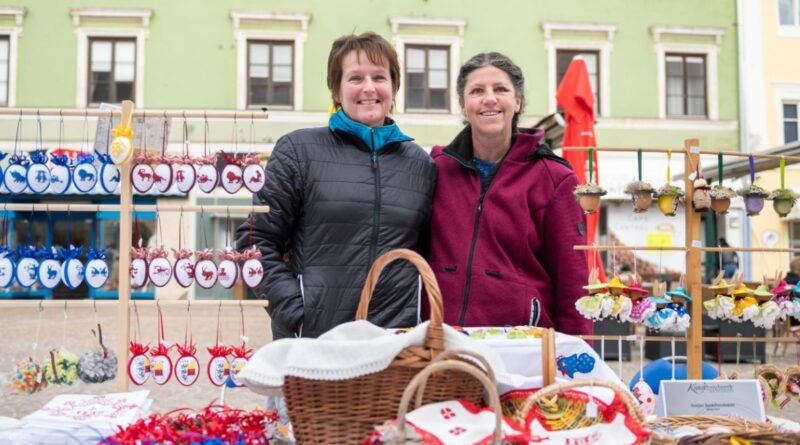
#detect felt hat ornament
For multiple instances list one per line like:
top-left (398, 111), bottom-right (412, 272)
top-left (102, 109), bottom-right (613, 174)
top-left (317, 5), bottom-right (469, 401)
top-left (665, 276), bottom-right (692, 304)
top-left (606, 276), bottom-right (628, 296)
top-left (581, 268), bottom-right (607, 294)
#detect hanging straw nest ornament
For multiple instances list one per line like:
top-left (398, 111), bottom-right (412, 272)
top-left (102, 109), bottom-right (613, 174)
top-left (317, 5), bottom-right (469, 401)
top-left (573, 183), bottom-right (607, 215)
top-left (624, 181), bottom-right (655, 213)
top-left (692, 177), bottom-right (711, 212)
top-left (756, 364), bottom-right (783, 409)
top-left (768, 188), bottom-right (797, 218)
top-left (780, 366), bottom-right (800, 402)
top-left (737, 184), bottom-right (769, 216)
top-left (77, 324), bottom-right (118, 383)
top-left (656, 185), bottom-right (684, 217)
top-left (44, 347), bottom-right (79, 385)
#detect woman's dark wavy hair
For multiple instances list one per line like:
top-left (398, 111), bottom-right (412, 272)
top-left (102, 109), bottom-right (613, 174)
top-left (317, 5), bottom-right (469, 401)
top-left (456, 52), bottom-right (526, 131)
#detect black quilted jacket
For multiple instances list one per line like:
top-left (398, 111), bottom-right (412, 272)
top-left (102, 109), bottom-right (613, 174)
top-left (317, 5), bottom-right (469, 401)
top-left (236, 127), bottom-right (436, 339)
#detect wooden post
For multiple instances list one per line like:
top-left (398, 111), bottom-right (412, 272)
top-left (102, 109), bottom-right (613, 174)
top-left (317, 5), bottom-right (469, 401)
top-left (683, 138), bottom-right (703, 379)
top-left (116, 101), bottom-right (134, 392)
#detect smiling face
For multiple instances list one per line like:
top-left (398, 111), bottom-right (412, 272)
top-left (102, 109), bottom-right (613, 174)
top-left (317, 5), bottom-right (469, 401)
top-left (334, 50), bottom-right (393, 128)
top-left (460, 66), bottom-right (521, 141)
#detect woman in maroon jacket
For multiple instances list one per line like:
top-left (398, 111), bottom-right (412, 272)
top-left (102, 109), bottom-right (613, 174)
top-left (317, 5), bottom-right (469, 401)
top-left (428, 52), bottom-right (591, 335)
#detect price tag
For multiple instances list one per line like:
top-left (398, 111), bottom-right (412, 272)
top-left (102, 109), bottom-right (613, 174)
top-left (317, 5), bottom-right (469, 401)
top-left (690, 146), bottom-right (700, 154)
top-left (691, 240), bottom-right (703, 248)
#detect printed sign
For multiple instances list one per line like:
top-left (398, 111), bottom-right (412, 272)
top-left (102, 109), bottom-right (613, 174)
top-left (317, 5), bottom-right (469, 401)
top-left (658, 379), bottom-right (765, 421)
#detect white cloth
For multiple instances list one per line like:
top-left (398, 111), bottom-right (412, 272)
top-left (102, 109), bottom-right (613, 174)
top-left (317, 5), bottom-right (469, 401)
top-left (240, 321), bottom-right (621, 397)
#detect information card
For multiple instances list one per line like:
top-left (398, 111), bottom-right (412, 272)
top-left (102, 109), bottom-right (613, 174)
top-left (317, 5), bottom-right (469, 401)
top-left (658, 379), bottom-right (765, 421)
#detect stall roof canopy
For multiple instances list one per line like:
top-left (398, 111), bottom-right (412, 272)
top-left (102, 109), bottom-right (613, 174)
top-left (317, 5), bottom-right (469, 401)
top-left (675, 140), bottom-right (800, 182)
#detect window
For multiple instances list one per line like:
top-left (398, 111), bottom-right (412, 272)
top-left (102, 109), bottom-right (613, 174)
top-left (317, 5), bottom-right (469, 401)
top-left (556, 49), bottom-right (600, 113)
top-left (405, 46), bottom-right (449, 111)
top-left (779, 0), bottom-right (800, 26)
top-left (785, 103), bottom-right (799, 143)
top-left (390, 16), bottom-right (464, 114)
top-left (0, 36), bottom-right (8, 106)
top-left (665, 54), bottom-right (706, 117)
top-left (247, 41), bottom-right (293, 107)
top-left (88, 38), bottom-right (136, 105)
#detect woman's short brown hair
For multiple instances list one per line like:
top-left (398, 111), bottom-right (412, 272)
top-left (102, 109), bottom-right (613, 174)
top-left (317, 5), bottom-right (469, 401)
top-left (327, 32), bottom-right (400, 107)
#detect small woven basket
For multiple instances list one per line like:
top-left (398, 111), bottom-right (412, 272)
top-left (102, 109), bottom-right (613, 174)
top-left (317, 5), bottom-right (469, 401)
top-left (283, 249), bottom-right (486, 445)
top-left (511, 380), bottom-right (646, 435)
top-left (674, 431), bottom-right (800, 444)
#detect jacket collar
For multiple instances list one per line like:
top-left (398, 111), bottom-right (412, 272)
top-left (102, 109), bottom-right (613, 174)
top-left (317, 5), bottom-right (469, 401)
top-left (328, 108), bottom-right (412, 152)
top-left (442, 125), bottom-right (571, 169)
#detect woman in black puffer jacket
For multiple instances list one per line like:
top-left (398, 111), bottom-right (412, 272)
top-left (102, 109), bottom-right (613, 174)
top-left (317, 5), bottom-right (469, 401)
top-left (237, 32), bottom-right (436, 339)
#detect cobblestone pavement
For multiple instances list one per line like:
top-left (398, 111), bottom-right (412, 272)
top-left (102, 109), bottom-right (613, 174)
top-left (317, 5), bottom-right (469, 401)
top-left (1, 305), bottom-right (798, 422)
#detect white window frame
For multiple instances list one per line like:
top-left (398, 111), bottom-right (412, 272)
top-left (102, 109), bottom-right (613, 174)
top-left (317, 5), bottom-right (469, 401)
top-left (778, 0), bottom-right (800, 36)
top-left (543, 22), bottom-right (615, 118)
top-left (0, 7), bottom-right (25, 108)
top-left (652, 26), bottom-right (724, 121)
top-left (231, 11), bottom-right (309, 111)
top-left (390, 16), bottom-right (465, 115)
top-left (70, 8), bottom-right (150, 108)
top-left (773, 82), bottom-right (800, 144)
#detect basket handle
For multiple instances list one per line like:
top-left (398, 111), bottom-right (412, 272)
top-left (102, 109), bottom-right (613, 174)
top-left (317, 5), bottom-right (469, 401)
top-left (519, 379), bottom-right (645, 424)
top-left (395, 360), bottom-right (503, 445)
top-left (355, 249), bottom-right (444, 352)
top-left (415, 349), bottom-right (497, 408)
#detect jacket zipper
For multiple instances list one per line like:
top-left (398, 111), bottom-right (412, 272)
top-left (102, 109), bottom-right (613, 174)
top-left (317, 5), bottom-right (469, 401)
top-left (458, 178), bottom-right (493, 326)
top-left (370, 128), bottom-right (381, 265)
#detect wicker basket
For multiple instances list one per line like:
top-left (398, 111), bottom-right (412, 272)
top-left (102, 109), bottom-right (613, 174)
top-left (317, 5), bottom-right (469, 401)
top-left (646, 415), bottom-right (776, 445)
top-left (283, 249), bottom-right (486, 445)
top-left (385, 358), bottom-right (505, 445)
top-left (674, 431), bottom-right (800, 444)
top-left (506, 379), bottom-right (649, 444)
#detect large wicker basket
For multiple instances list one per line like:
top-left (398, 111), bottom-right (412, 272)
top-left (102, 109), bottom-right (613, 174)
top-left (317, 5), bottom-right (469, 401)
top-left (283, 249), bottom-right (486, 445)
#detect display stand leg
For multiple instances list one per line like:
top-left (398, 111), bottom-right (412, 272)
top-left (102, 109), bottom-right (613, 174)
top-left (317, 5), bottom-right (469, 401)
top-left (116, 160), bottom-right (133, 392)
top-left (684, 138), bottom-right (703, 379)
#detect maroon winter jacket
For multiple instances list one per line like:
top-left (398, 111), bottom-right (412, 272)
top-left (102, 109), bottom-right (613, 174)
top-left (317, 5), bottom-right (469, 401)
top-left (428, 126), bottom-right (592, 335)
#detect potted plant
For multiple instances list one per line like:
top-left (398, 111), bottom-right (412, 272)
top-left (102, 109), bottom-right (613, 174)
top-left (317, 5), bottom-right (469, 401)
top-left (656, 184), bottom-right (684, 217)
top-left (768, 187), bottom-right (797, 218)
top-left (737, 184), bottom-right (769, 216)
top-left (709, 185), bottom-right (735, 214)
top-left (624, 181), bottom-right (655, 213)
top-left (573, 183), bottom-right (607, 215)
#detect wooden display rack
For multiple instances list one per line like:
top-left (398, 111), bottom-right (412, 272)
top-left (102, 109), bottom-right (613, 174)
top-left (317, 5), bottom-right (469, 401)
top-left (0, 103), bottom-right (269, 391)
top-left (564, 139), bottom-right (800, 379)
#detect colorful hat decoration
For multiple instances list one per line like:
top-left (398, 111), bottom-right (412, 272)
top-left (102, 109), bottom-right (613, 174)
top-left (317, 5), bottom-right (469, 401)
top-left (666, 286), bottom-right (692, 303)
top-left (582, 280), bottom-right (608, 293)
top-left (625, 281), bottom-right (650, 298)
top-left (731, 283), bottom-right (755, 298)
top-left (770, 280), bottom-right (793, 296)
top-left (752, 284), bottom-right (774, 299)
top-left (709, 279), bottom-right (733, 292)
